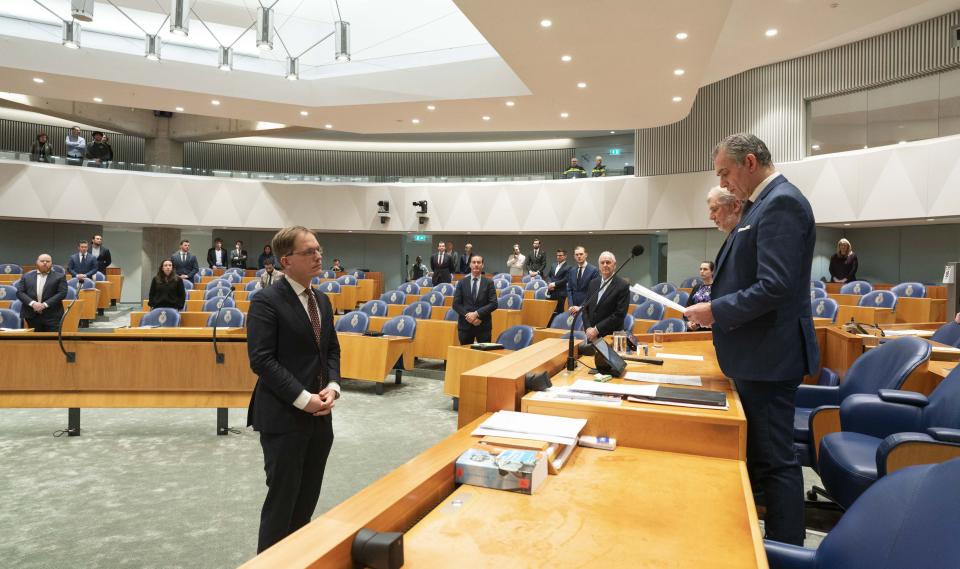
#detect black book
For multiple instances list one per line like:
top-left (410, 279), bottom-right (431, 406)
top-left (653, 386), bottom-right (727, 407)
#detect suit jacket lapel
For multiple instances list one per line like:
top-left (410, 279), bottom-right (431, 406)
top-left (713, 177), bottom-right (783, 278)
top-left (279, 279), bottom-right (316, 346)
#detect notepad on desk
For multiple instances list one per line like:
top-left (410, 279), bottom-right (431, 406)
top-left (627, 386), bottom-right (728, 410)
top-left (624, 372), bottom-right (703, 387)
top-left (472, 410), bottom-right (586, 446)
top-left (654, 353), bottom-right (705, 361)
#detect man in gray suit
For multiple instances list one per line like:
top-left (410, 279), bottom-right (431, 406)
top-left (171, 240), bottom-right (199, 281)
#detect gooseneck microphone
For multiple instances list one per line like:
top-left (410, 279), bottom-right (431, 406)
top-left (58, 293), bottom-right (78, 363)
top-left (566, 244), bottom-right (645, 371)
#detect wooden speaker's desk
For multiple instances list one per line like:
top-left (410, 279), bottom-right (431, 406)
top-left (520, 298), bottom-right (556, 328)
top-left (442, 345), bottom-right (512, 399)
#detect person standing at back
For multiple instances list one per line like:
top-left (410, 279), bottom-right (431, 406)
top-left (525, 238), bottom-right (546, 277)
top-left (148, 260), bottom-right (186, 310)
top-left (452, 255), bottom-right (498, 345)
top-left (171, 240), bottom-right (200, 282)
top-left (90, 234), bottom-right (112, 275)
top-left (566, 245), bottom-right (599, 307)
top-left (66, 240), bottom-right (98, 283)
top-left (431, 242), bottom-right (454, 285)
top-left (229, 240), bottom-right (248, 270)
top-left (15, 253), bottom-right (67, 332)
top-left (686, 133), bottom-right (818, 546)
top-left (246, 226), bottom-right (340, 553)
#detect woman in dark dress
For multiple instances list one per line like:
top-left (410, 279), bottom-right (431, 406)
top-left (829, 238), bottom-right (858, 283)
top-left (686, 261), bottom-right (714, 330)
top-left (148, 260), bottom-right (186, 310)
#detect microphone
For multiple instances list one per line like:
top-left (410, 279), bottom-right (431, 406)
top-left (566, 244), bottom-right (645, 372)
top-left (58, 290), bottom-right (78, 363)
top-left (212, 294), bottom-right (227, 364)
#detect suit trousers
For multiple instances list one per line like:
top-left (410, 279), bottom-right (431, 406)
top-left (458, 325), bottom-right (491, 345)
top-left (26, 317), bottom-right (61, 332)
top-left (734, 377), bottom-right (805, 545)
top-left (257, 415), bottom-right (334, 553)
top-left (549, 295), bottom-right (566, 325)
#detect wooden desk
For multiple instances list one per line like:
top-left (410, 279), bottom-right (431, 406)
top-left (355, 279), bottom-right (376, 303)
top-left (337, 333), bottom-right (413, 394)
top-left (834, 305), bottom-right (894, 326)
top-left (491, 309), bottom-right (522, 342)
top-left (443, 345), bottom-right (511, 399)
top-left (896, 297), bottom-right (947, 323)
top-left (181, 300), bottom-right (250, 312)
top-left (77, 288), bottom-right (99, 322)
top-left (520, 298), bottom-right (557, 328)
top-left (411, 319), bottom-right (459, 360)
top-left (830, 292), bottom-right (861, 306)
top-left (105, 273), bottom-right (123, 305)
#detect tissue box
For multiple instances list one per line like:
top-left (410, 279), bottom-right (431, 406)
top-left (455, 447), bottom-right (547, 495)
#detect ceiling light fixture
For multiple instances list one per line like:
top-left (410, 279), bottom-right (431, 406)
top-left (765, 28), bottom-right (778, 37)
top-left (92, 97), bottom-right (102, 102)
top-left (411, 118), bottom-right (420, 124)
top-left (540, 19), bottom-right (552, 28)
top-left (927, 218), bottom-right (935, 222)
top-left (145, 34), bottom-right (161, 61)
top-left (675, 32), bottom-right (688, 40)
top-left (811, 144), bottom-right (821, 150)
top-left (577, 82), bottom-right (587, 88)
top-left (211, 99), bottom-right (220, 106)
top-left (256, 6), bottom-right (274, 50)
top-left (561, 54), bottom-right (572, 62)
top-left (32, 77), bottom-right (44, 84)
top-left (170, 0), bottom-right (190, 36)
top-left (674, 68), bottom-right (685, 76)
top-left (71, 0), bottom-right (94, 22)
top-left (610, 130), bottom-right (616, 134)
top-left (300, 111), bottom-right (309, 116)
top-left (286, 57), bottom-right (300, 81)
top-left (427, 105), bottom-right (436, 111)
top-left (843, 223), bottom-right (851, 226)
top-left (482, 116), bottom-right (491, 121)
top-left (175, 106), bottom-right (184, 112)
top-left (324, 124), bottom-right (333, 129)
top-left (672, 96), bottom-right (682, 102)
top-left (505, 101), bottom-right (515, 107)
top-left (335, 20), bottom-right (351, 61)
top-left (560, 112), bottom-right (569, 118)
top-left (62, 20), bottom-right (81, 49)
top-left (218, 46), bottom-right (233, 70)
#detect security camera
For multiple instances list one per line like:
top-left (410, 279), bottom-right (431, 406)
top-left (412, 200), bottom-right (428, 214)
top-left (377, 200), bottom-right (390, 214)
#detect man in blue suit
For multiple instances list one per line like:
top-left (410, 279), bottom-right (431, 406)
top-left (170, 239), bottom-right (200, 282)
top-left (566, 245), bottom-right (599, 308)
top-left (452, 255), bottom-right (498, 345)
top-left (66, 240), bottom-right (98, 283)
top-left (687, 133), bottom-right (818, 546)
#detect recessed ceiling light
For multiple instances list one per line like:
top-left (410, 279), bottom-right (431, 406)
top-left (674, 68), bottom-right (685, 76)
top-left (426, 105), bottom-right (436, 111)
top-left (560, 112), bottom-right (569, 118)
top-left (561, 54), bottom-right (572, 62)
top-left (927, 218), bottom-right (936, 222)
top-left (765, 29), bottom-right (778, 37)
top-left (672, 96), bottom-right (682, 102)
top-left (211, 99), bottom-right (220, 106)
top-left (175, 106), bottom-right (184, 112)
top-left (324, 124), bottom-right (333, 129)
top-left (300, 111), bottom-right (309, 116)
top-left (505, 101), bottom-right (515, 107)
top-left (811, 144), bottom-right (821, 150)
top-left (675, 32), bottom-right (688, 40)
top-left (540, 19), bottom-right (552, 28)
top-left (843, 223), bottom-right (851, 226)
top-left (898, 140), bottom-right (907, 144)
top-left (482, 116), bottom-right (491, 121)
top-left (32, 77), bottom-right (44, 84)
top-left (411, 118), bottom-right (420, 124)
top-left (92, 97), bottom-right (103, 103)
top-left (577, 82), bottom-right (587, 89)
top-left (610, 131), bottom-right (616, 134)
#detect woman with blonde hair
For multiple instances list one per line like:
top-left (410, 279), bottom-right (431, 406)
top-left (829, 238), bottom-right (858, 283)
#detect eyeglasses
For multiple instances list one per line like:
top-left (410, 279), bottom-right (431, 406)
top-left (288, 248), bottom-right (322, 257)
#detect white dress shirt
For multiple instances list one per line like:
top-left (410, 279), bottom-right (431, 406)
top-left (749, 171), bottom-right (781, 203)
top-left (287, 278), bottom-right (341, 409)
top-left (36, 271), bottom-right (48, 306)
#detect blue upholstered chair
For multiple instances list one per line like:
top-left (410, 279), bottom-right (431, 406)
top-left (382, 315), bottom-right (416, 338)
top-left (65, 286), bottom-right (77, 300)
top-left (93, 271), bottom-right (107, 282)
top-left (498, 293), bottom-right (523, 310)
top-left (244, 280), bottom-right (261, 292)
top-left (0, 308), bottom-right (21, 329)
top-left (629, 291), bottom-right (643, 305)
top-left (221, 272), bottom-right (243, 284)
top-left (402, 300), bottom-right (432, 319)
top-left (623, 314), bottom-right (635, 333)
top-left (561, 331), bottom-right (587, 341)
top-left (0, 285), bottom-right (17, 301)
top-left (224, 267), bottom-right (244, 276)
top-left (181, 279), bottom-right (194, 291)
top-left (550, 312), bottom-right (583, 330)
top-left (840, 280), bottom-right (872, 295)
top-left (811, 280), bottom-right (826, 290)
top-left (811, 298), bottom-right (839, 322)
top-left (858, 290), bottom-right (897, 310)
top-left (672, 291), bottom-right (689, 306)
top-left (255, 269), bottom-right (266, 277)
top-left (521, 275), bottom-right (541, 284)
top-left (399, 282), bottom-right (420, 295)
top-left (444, 308), bottom-right (459, 321)
top-left (652, 282), bottom-right (677, 296)
top-left (0, 263), bottom-right (23, 275)
top-left (680, 277), bottom-right (703, 289)
top-left (817, 368), bottom-right (840, 386)
top-left (423, 291), bottom-right (446, 307)
top-left (633, 301), bottom-right (665, 321)
top-left (930, 321), bottom-right (960, 347)
top-left (192, 273), bottom-right (203, 284)
top-left (140, 308), bottom-right (180, 327)
top-left (322, 270), bottom-right (337, 279)
top-left (247, 288), bottom-right (262, 300)
top-left (51, 264), bottom-right (65, 274)
top-left (204, 286), bottom-right (232, 300)
top-left (336, 275), bottom-right (357, 286)
top-left (202, 296), bottom-right (235, 312)
top-left (764, 459), bottom-right (960, 569)
top-left (433, 283), bottom-right (455, 297)
top-left (817, 365), bottom-right (960, 509)
top-left (320, 281), bottom-right (341, 294)
top-left (524, 279), bottom-right (546, 291)
top-left (9, 299), bottom-right (22, 315)
top-left (207, 278), bottom-right (233, 290)
top-left (810, 288), bottom-right (828, 300)
top-left (503, 285), bottom-right (523, 298)
top-left (497, 325), bottom-right (535, 350)
top-left (415, 276), bottom-right (433, 287)
top-left (647, 318), bottom-right (687, 333)
top-left (67, 278), bottom-right (96, 290)
top-left (335, 311), bottom-right (369, 334)
top-left (359, 300), bottom-right (387, 317)
top-left (351, 270), bottom-right (365, 279)
top-left (891, 282), bottom-right (926, 298)
top-left (493, 278), bottom-right (510, 290)
top-left (206, 307), bottom-right (244, 327)
top-left (310, 276), bottom-right (323, 287)
top-left (493, 273), bottom-right (510, 281)
top-left (198, 268), bottom-right (214, 277)
top-left (380, 290), bottom-right (406, 305)
top-left (795, 336), bottom-right (930, 467)
top-left (534, 287), bottom-right (550, 300)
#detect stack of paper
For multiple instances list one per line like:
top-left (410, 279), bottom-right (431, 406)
top-left (624, 372), bottom-right (703, 387)
top-left (568, 379), bottom-right (658, 398)
top-left (472, 411), bottom-right (587, 446)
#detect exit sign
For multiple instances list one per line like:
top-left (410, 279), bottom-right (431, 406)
top-left (413, 234), bottom-right (428, 242)
top-left (609, 148), bottom-right (621, 156)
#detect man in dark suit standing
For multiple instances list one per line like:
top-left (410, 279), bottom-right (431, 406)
top-left (15, 253), bottom-right (68, 332)
top-left (430, 241), bottom-right (454, 285)
top-left (452, 254), bottom-right (498, 345)
top-left (570, 251), bottom-right (629, 341)
top-left (458, 243), bottom-right (474, 274)
top-left (687, 133), bottom-right (818, 546)
top-left (170, 240), bottom-right (199, 282)
top-left (246, 226), bottom-right (340, 553)
top-left (524, 238), bottom-right (547, 276)
top-left (566, 245), bottom-right (599, 308)
top-left (90, 234), bottom-right (111, 275)
top-left (229, 240), bottom-right (249, 270)
top-left (545, 249), bottom-right (571, 323)
top-left (66, 240), bottom-right (98, 283)
top-left (207, 237), bottom-right (228, 269)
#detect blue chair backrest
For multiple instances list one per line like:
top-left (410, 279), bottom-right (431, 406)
top-left (336, 275), bottom-right (357, 286)
top-left (0, 308), bottom-right (21, 328)
top-left (310, 276), bottom-right (323, 287)
top-left (629, 291), bottom-right (643, 305)
top-left (653, 282), bottom-right (677, 296)
top-left (247, 288), bottom-right (262, 300)
top-left (434, 283), bottom-right (455, 297)
top-left (51, 264), bottom-right (65, 274)
top-left (204, 286), bottom-right (232, 300)
top-left (415, 276), bottom-right (433, 287)
top-left (444, 308), bottom-right (459, 321)
top-left (811, 288), bottom-right (827, 300)
top-left (206, 307), bottom-right (244, 327)
top-left (858, 290), bottom-right (897, 309)
top-left (493, 279), bottom-right (510, 290)
top-left (633, 301), bottom-right (665, 321)
top-left (245, 280), bottom-right (261, 291)
top-left (494, 273), bottom-right (511, 281)
top-left (930, 322), bottom-right (960, 347)
top-left (381, 291), bottom-right (406, 304)
top-left (497, 325), bottom-right (534, 350)
top-left (181, 279), bottom-right (194, 291)
top-left (203, 296), bottom-right (235, 311)
top-left (222, 272), bottom-right (243, 284)
top-left (399, 282), bottom-right (420, 295)
top-left (321, 281), bottom-right (341, 294)
top-left (141, 308), bottom-right (180, 327)
top-left (503, 285), bottom-right (523, 297)
top-left (921, 365), bottom-right (960, 428)
top-left (498, 293), bottom-right (523, 310)
top-left (199, 268), bottom-right (213, 277)
top-left (0, 285), bottom-right (16, 301)
top-left (561, 331), bottom-right (587, 341)
top-left (891, 282), bottom-right (926, 298)
top-left (550, 311), bottom-right (583, 330)
top-left (811, 280), bottom-right (826, 289)
top-left (839, 336), bottom-right (930, 401)
top-left (94, 271), bottom-right (107, 281)
top-left (255, 269), bottom-right (266, 277)
top-left (193, 273), bottom-right (203, 284)
top-left (360, 300), bottom-right (387, 317)
top-left (67, 278), bottom-right (96, 290)
top-left (66, 286), bottom-right (77, 300)
top-left (800, 459), bottom-right (960, 569)
top-left (840, 280), bottom-right (872, 295)
top-left (424, 291), bottom-right (446, 306)
top-left (403, 301), bottom-right (432, 319)
top-left (0, 263), bottom-right (23, 275)
top-left (623, 314), bottom-right (635, 333)
top-left (648, 318), bottom-right (687, 333)
top-left (335, 311), bottom-right (369, 333)
top-left (383, 315), bottom-right (416, 338)
top-left (352, 270), bottom-right (365, 279)
top-left (672, 291), bottom-right (689, 306)
top-left (680, 277), bottom-right (703, 288)
top-left (525, 279), bottom-right (546, 291)
top-left (817, 368), bottom-right (840, 386)
top-left (208, 278), bottom-right (233, 289)
top-left (322, 270), bottom-right (337, 279)
top-left (9, 299), bottom-right (21, 314)
top-left (811, 298), bottom-right (839, 322)
top-left (534, 287), bottom-right (550, 300)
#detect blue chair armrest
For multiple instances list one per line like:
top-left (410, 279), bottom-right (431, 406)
top-left (878, 432), bottom-right (934, 476)
top-left (795, 384), bottom-right (839, 408)
top-left (878, 389), bottom-right (929, 407)
top-left (764, 540), bottom-right (816, 569)
top-left (928, 427), bottom-right (960, 443)
top-left (839, 393), bottom-right (925, 439)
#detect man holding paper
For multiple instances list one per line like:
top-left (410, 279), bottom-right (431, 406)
top-left (686, 133), bottom-right (818, 546)
top-left (569, 251), bottom-right (629, 342)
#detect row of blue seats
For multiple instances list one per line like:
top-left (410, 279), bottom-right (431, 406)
top-left (811, 280), bottom-right (929, 298)
top-left (136, 307), bottom-right (244, 328)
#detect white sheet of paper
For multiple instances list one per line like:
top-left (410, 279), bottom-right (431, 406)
top-left (624, 372), bottom-right (703, 387)
top-left (630, 283), bottom-right (687, 314)
top-left (568, 378), bottom-right (658, 398)
top-left (881, 329), bottom-right (934, 338)
top-left (654, 353), bottom-right (705, 361)
top-left (472, 410), bottom-right (586, 446)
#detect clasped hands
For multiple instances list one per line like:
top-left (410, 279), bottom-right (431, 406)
top-left (303, 387), bottom-right (337, 416)
top-left (464, 311), bottom-right (482, 326)
top-left (567, 306), bottom-right (598, 340)
top-left (30, 300), bottom-right (46, 313)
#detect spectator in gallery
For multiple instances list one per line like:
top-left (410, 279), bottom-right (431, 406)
top-left (563, 156), bottom-right (587, 179)
top-left (101, 135), bottom-right (114, 163)
top-left (30, 132), bottom-right (53, 163)
top-left (229, 240), bottom-right (249, 270)
top-left (686, 261), bottom-right (715, 330)
top-left (409, 256), bottom-right (428, 280)
top-left (592, 155), bottom-right (607, 177)
top-left (330, 259), bottom-right (344, 272)
top-left (257, 245), bottom-right (276, 270)
top-left (506, 244), bottom-right (526, 277)
top-left (446, 242), bottom-right (460, 276)
top-left (90, 234), bottom-right (112, 275)
top-left (258, 259), bottom-right (284, 288)
top-left (829, 238), bottom-right (858, 283)
top-left (148, 260), bottom-right (186, 310)
top-left (85, 131), bottom-right (111, 167)
top-left (207, 238), bottom-right (228, 269)
top-left (65, 126), bottom-right (86, 165)
top-left (459, 243), bottom-right (474, 274)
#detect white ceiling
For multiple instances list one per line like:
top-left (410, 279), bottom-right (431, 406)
top-left (0, 0), bottom-right (958, 135)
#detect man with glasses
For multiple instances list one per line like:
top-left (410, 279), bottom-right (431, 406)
top-left (246, 226), bottom-right (340, 553)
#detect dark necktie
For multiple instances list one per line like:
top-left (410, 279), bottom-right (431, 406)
top-left (306, 290), bottom-right (322, 348)
top-left (181, 253), bottom-right (186, 262)
top-left (79, 254), bottom-right (84, 264)
top-left (472, 277), bottom-right (478, 300)
top-left (742, 200), bottom-right (754, 217)
top-left (439, 253), bottom-right (444, 266)
top-left (577, 266), bottom-right (583, 285)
